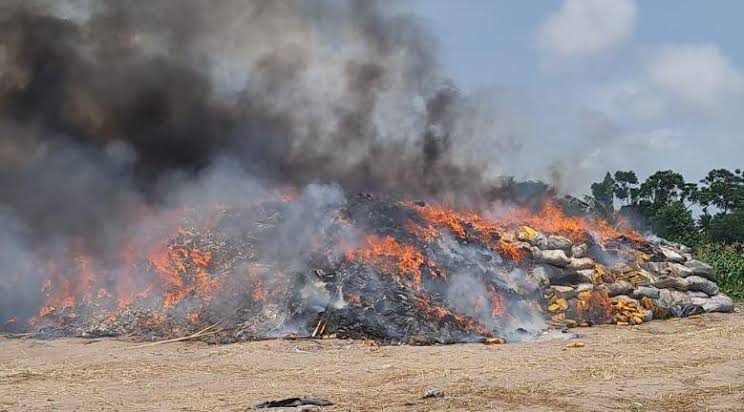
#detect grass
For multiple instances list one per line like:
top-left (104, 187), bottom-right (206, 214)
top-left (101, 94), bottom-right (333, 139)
top-left (696, 243), bottom-right (744, 300)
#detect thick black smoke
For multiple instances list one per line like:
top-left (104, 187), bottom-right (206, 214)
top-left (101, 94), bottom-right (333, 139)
top-left (0, 0), bottom-right (524, 243)
top-left (0, 1), bottom-right (545, 329)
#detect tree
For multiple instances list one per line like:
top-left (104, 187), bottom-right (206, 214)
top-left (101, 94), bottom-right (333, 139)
top-left (590, 172), bottom-right (616, 218)
top-left (638, 170), bottom-right (697, 213)
top-left (613, 170), bottom-right (639, 205)
top-left (707, 210), bottom-right (744, 244)
top-left (647, 201), bottom-right (699, 245)
top-left (696, 168), bottom-right (744, 214)
top-left (627, 170), bottom-right (700, 243)
top-left (693, 169), bottom-right (744, 243)
top-left (587, 168), bottom-right (744, 245)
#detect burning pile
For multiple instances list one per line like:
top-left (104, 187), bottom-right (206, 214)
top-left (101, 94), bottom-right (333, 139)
top-left (0, 2), bottom-right (734, 346)
top-left (2, 190), bottom-right (733, 345)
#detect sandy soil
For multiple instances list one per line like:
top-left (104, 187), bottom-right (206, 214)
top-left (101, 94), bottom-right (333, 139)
top-left (1, 311), bottom-right (743, 412)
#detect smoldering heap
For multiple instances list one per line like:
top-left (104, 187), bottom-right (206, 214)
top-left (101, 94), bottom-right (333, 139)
top-left (2, 187), bottom-right (735, 345)
top-left (0, 2), bottom-right (734, 345)
top-left (0, 0), bottom-right (516, 339)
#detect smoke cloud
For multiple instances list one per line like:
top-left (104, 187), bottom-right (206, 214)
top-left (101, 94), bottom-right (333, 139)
top-left (0, 1), bottom-right (531, 329)
top-left (0, 0), bottom-right (512, 220)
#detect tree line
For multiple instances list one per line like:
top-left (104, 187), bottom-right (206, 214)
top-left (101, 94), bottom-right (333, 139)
top-left (586, 168), bottom-right (744, 246)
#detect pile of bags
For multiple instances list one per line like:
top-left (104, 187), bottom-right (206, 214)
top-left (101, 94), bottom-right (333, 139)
top-left (518, 226), bottom-right (735, 328)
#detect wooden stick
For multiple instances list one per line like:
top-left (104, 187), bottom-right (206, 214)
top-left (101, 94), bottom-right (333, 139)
top-left (311, 318), bottom-right (324, 338)
top-left (311, 304), bottom-right (332, 338)
top-left (125, 329), bottom-right (219, 349)
top-left (125, 323), bottom-right (221, 349)
top-left (3, 332), bottom-right (38, 338)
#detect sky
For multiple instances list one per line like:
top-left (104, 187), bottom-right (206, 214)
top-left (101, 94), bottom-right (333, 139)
top-left (408, 0), bottom-right (744, 194)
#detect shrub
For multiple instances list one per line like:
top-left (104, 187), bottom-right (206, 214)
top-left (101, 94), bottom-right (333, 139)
top-left (696, 243), bottom-right (744, 300)
top-left (707, 210), bottom-right (744, 244)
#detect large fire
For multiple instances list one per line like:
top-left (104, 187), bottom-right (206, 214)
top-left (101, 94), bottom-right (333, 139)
top-left (5, 193), bottom-right (644, 343)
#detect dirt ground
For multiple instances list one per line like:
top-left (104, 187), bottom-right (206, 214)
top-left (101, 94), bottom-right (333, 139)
top-left (1, 311), bottom-right (743, 412)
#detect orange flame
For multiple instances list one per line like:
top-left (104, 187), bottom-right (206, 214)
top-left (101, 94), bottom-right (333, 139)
top-left (28, 194), bottom-right (642, 334)
top-left (147, 240), bottom-right (221, 309)
top-left (116, 241), bottom-right (137, 309)
top-left (403, 220), bottom-right (440, 242)
top-left (487, 286), bottom-right (506, 318)
top-left (575, 289), bottom-right (614, 324)
top-left (252, 279), bottom-right (268, 302)
top-left (501, 201), bottom-right (642, 243)
top-left (346, 294), bottom-right (361, 305)
top-left (413, 294), bottom-right (491, 336)
top-left (345, 235), bottom-right (425, 287)
top-left (409, 200), bottom-right (641, 250)
top-left (406, 202), bottom-right (525, 262)
top-left (37, 260), bottom-right (78, 318)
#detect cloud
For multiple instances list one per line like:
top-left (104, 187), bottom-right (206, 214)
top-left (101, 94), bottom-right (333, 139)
top-left (590, 80), bottom-right (668, 122)
top-left (647, 44), bottom-right (744, 110)
top-left (625, 128), bottom-right (683, 151)
top-left (537, 0), bottom-right (637, 58)
top-left (590, 43), bottom-right (744, 122)
top-left (574, 126), bottom-right (686, 189)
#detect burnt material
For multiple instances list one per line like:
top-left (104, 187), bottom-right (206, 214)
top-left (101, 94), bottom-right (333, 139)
top-left (254, 397), bottom-right (334, 409)
top-left (6, 194), bottom-right (548, 344)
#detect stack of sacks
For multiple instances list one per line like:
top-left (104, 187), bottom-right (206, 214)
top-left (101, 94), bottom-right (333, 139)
top-left (518, 226), bottom-right (734, 328)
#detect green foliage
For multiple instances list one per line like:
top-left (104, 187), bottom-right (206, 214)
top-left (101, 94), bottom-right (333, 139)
top-left (707, 210), bottom-right (744, 244)
top-left (638, 170), bottom-right (697, 211)
top-left (646, 201), bottom-right (699, 245)
top-left (590, 172), bottom-right (615, 218)
top-left (696, 168), bottom-right (744, 213)
top-left (613, 170), bottom-right (639, 205)
top-left (584, 167), bottom-right (744, 299)
top-left (694, 168), bottom-right (744, 244)
top-left (585, 168), bottom-right (744, 297)
top-left (696, 243), bottom-right (744, 300)
top-left (587, 167), bottom-right (744, 251)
